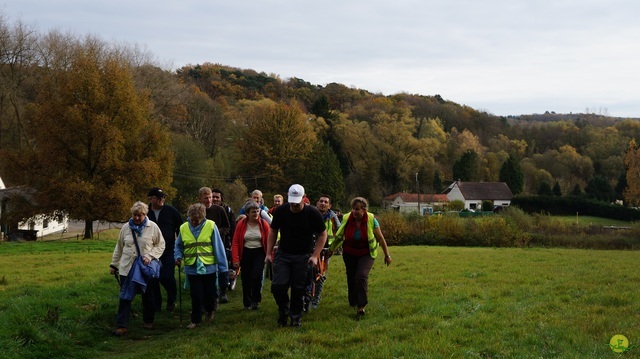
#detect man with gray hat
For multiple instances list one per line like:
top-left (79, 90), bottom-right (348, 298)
top-left (147, 187), bottom-right (183, 312)
top-left (265, 184), bottom-right (327, 327)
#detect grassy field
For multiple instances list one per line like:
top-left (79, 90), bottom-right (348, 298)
top-left (552, 215), bottom-right (633, 227)
top-left (1, 233), bottom-right (639, 358)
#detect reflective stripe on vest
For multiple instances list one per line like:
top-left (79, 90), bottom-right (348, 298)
top-left (180, 220), bottom-right (217, 265)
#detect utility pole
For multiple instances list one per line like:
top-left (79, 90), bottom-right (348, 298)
top-left (416, 172), bottom-right (420, 215)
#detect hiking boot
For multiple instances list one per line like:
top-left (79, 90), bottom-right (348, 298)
top-left (219, 294), bottom-right (229, 303)
top-left (290, 318), bottom-right (302, 327)
top-left (205, 311), bottom-right (214, 322)
top-left (166, 303), bottom-right (175, 312)
top-left (113, 327), bottom-right (128, 336)
top-left (356, 307), bottom-right (366, 316)
top-left (186, 322), bottom-right (198, 329)
top-left (277, 314), bottom-right (288, 327)
top-left (141, 322), bottom-right (153, 329)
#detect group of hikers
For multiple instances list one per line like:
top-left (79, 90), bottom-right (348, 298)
top-left (109, 184), bottom-right (392, 336)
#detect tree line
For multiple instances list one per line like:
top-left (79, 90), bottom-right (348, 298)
top-left (1, 14), bottom-right (639, 236)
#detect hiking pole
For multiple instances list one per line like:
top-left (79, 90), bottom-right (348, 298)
top-left (109, 265), bottom-right (121, 287)
top-left (177, 262), bottom-right (182, 323)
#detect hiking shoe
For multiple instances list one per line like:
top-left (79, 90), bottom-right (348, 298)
top-left (219, 294), bottom-right (229, 303)
top-left (277, 314), bottom-right (288, 327)
top-left (186, 322), bottom-right (198, 329)
top-left (205, 311), bottom-right (214, 322)
top-left (112, 327), bottom-right (128, 336)
top-left (141, 323), bottom-right (153, 329)
top-left (290, 318), bottom-right (302, 327)
top-left (356, 307), bottom-right (366, 316)
top-left (251, 303), bottom-right (260, 310)
top-left (166, 303), bottom-right (175, 312)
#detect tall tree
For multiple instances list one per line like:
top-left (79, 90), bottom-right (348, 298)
top-left (2, 34), bottom-right (173, 238)
top-left (303, 142), bottom-right (345, 207)
top-left (552, 182), bottom-right (562, 197)
top-left (498, 154), bottom-right (524, 195)
top-left (236, 100), bottom-right (316, 192)
top-left (538, 182), bottom-right (553, 196)
top-left (453, 150), bottom-right (479, 181)
top-left (623, 140), bottom-right (640, 206)
top-left (585, 175), bottom-right (615, 202)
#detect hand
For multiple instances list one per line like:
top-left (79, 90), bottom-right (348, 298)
top-left (384, 255), bottom-right (392, 267)
top-left (110, 267), bottom-right (116, 275)
top-left (308, 255), bottom-right (318, 267)
top-left (142, 257), bottom-right (151, 265)
top-left (175, 258), bottom-right (182, 266)
top-left (265, 253), bottom-right (273, 264)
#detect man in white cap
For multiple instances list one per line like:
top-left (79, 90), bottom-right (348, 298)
top-left (265, 184), bottom-right (327, 327)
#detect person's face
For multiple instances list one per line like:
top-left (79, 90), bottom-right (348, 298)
top-left (351, 203), bottom-right (366, 221)
top-left (248, 207), bottom-right (260, 221)
top-left (317, 197), bottom-right (331, 213)
top-left (211, 192), bottom-right (222, 206)
top-left (252, 194), bottom-right (262, 204)
top-left (189, 213), bottom-right (204, 227)
top-left (273, 197), bottom-right (283, 206)
top-left (289, 201), bottom-right (304, 213)
top-left (132, 212), bottom-right (146, 225)
top-left (148, 196), bottom-right (165, 209)
top-left (199, 193), bottom-right (213, 208)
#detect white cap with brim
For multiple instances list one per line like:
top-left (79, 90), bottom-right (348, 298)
top-left (288, 184), bottom-right (304, 204)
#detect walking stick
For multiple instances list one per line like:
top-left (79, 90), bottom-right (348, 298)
top-left (177, 262), bottom-right (182, 323)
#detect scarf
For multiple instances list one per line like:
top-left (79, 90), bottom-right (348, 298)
top-left (128, 217), bottom-right (148, 237)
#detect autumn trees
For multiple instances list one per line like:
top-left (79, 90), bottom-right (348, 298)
top-left (1, 31), bottom-right (173, 238)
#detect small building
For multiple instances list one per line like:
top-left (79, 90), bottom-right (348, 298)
top-left (443, 181), bottom-right (513, 211)
top-left (0, 175), bottom-right (68, 241)
top-left (382, 192), bottom-right (449, 214)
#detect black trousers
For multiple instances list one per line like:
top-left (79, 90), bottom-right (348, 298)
top-left (152, 257), bottom-right (177, 310)
top-left (240, 247), bottom-right (266, 307)
top-left (116, 276), bottom-right (156, 328)
top-left (187, 273), bottom-right (216, 324)
top-left (342, 253), bottom-right (375, 308)
top-left (271, 251), bottom-right (310, 320)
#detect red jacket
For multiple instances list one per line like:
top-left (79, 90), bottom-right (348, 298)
top-left (231, 217), bottom-right (270, 265)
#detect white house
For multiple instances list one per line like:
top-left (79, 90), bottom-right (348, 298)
top-left (443, 181), bottom-right (513, 211)
top-left (382, 192), bottom-right (449, 214)
top-left (0, 175), bottom-right (68, 240)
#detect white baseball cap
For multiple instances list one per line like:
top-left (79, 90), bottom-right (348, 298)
top-left (288, 184), bottom-right (305, 204)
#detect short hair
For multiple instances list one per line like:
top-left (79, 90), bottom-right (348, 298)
top-left (198, 187), bottom-right (212, 197)
top-left (131, 201), bottom-right (149, 215)
top-left (211, 188), bottom-right (224, 200)
top-left (350, 197), bottom-right (368, 210)
top-left (187, 203), bottom-right (206, 219)
top-left (273, 194), bottom-right (283, 201)
top-left (243, 200), bottom-right (260, 214)
top-left (318, 194), bottom-right (331, 203)
top-left (251, 189), bottom-right (263, 198)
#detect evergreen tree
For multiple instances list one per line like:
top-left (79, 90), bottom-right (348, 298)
top-left (570, 184), bottom-right (583, 196)
top-left (303, 142), bottom-right (345, 207)
top-left (538, 182), bottom-right (553, 196)
top-left (585, 175), bottom-right (615, 202)
top-left (498, 154), bottom-right (524, 194)
top-left (552, 182), bottom-right (562, 197)
top-left (452, 150), bottom-right (479, 181)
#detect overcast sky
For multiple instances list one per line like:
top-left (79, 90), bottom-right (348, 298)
top-left (3, 0), bottom-right (640, 117)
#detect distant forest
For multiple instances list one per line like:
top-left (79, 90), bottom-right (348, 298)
top-left (1, 20), bottom-right (639, 219)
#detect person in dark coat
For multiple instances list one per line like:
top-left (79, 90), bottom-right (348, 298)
top-left (147, 187), bottom-right (183, 312)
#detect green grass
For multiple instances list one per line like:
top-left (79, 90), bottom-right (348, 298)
top-left (1, 237), bottom-right (639, 358)
top-left (552, 215), bottom-right (633, 227)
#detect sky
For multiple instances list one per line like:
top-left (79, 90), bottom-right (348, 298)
top-left (3, 0), bottom-right (640, 117)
